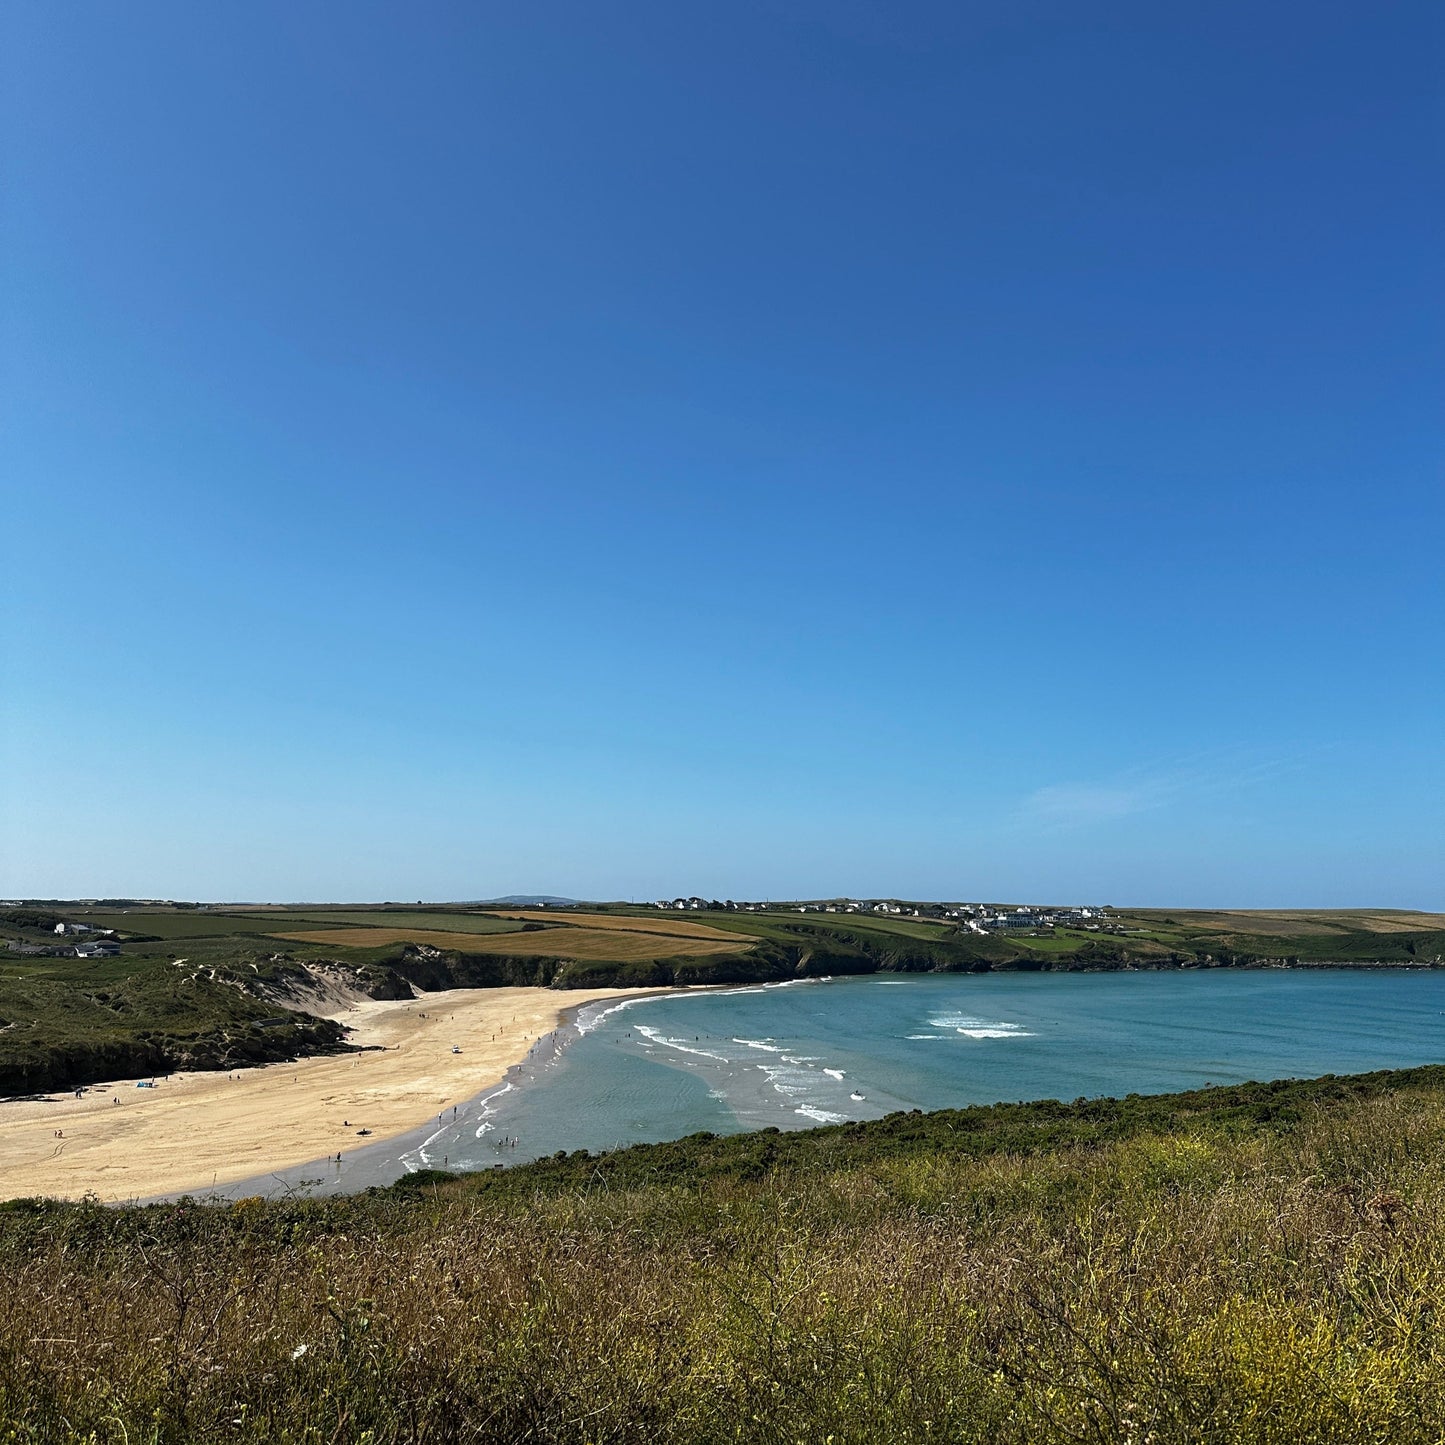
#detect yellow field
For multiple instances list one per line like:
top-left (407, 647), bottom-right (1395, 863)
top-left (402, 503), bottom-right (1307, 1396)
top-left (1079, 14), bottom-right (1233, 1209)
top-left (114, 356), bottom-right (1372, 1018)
top-left (495, 910), bottom-right (754, 941)
top-left (1131, 909), bottom-right (1445, 936)
top-left (275, 927), bottom-right (747, 961)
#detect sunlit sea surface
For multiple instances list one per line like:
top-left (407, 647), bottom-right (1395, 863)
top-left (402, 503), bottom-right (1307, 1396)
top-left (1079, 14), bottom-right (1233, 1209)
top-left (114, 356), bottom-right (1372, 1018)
top-left (392, 969), bottom-right (1445, 1179)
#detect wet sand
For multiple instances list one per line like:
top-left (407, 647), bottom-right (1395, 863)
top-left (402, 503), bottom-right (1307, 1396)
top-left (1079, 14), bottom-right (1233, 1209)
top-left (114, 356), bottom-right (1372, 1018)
top-left (0, 985), bottom-right (664, 1203)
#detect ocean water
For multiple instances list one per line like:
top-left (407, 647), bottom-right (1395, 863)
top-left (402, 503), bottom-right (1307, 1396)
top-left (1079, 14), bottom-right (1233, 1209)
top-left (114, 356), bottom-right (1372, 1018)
top-left (396, 968), bottom-right (1445, 1178)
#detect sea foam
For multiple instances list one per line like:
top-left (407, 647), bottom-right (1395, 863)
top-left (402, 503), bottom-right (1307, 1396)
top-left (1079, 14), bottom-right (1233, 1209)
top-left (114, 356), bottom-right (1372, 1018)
top-left (633, 1025), bottom-right (730, 1062)
top-left (927, 1014), bottom-right (1035, 1040)
top-left (795, 1105), bottom-right (847, 1124)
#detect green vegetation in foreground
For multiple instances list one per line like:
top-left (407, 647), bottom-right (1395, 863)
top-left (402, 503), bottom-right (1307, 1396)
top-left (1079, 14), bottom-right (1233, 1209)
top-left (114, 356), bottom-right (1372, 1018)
top-left (7, 1067), bottom-right (1445, 1442)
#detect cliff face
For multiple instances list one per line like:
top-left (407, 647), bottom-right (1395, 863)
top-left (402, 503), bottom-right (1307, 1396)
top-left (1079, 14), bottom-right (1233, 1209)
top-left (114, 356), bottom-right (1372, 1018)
top-left (0, 1015), bottom-right (351, 1097)
top-left (365, 933), bottom-right (1445, 1002)
top-left (11, 926), bottom-right (1440, 1098)
top-left (0, 955), bottom-right (364, 1097)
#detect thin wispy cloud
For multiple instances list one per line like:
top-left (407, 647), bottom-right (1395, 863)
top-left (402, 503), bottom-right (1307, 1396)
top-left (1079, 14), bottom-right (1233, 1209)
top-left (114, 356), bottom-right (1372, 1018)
top-left (1016, 748), bottom-right (1322, 834)
top-left (1022, 782), bottom-right (1170, 826)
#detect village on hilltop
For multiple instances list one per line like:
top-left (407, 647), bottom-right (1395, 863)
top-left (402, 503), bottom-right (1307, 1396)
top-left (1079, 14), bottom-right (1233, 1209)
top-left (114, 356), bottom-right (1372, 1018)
top-left (652, 898), bottom-right (1113, 934)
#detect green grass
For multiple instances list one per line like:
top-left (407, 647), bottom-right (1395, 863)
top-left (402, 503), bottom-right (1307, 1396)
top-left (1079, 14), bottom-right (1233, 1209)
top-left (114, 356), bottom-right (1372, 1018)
top-left (250, 911), bottom-right (529, 935)
top-left (65, 909), bottom-right (527, 941)
top-left (0, 934), bottom-right (379, 1094)
top-left (0, 952), bottom-right (350, 1095)
top-left (9, 902), bottom-right (1442, 1100)
top-left (781, 911), bottom-right (956, 941)
top-left (60, 908), bottom-right (528, 941)
top-left (67, 910), bottom-right (322, 939)
top-left (604, 905), bottom-right (956, 943)
top-left (7, 1066), bottom-right (1445, 1442)
top-left (628, 907), bottom-right (982, 957)
top-left (1009, 929), bottom-right (1101, 952)
top-left (49, 902), bottom-right (1445, 970)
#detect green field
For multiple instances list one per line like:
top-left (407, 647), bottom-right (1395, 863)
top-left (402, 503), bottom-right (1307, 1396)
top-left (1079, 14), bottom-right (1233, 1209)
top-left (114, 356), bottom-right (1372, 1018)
top-left (1008, 928), bottom-right (1101, 952)
top-left (66, 909), bottom-right (323, 939)
top-left (0, 904), bottom-right (774, 1093)
top-left (7, 901), bottom-right (1443, 1097)
top-left (8, 900), bottom-right (1445, 1437)
top-left (7, 1065), bottom-right (1445, 1441)
top-left (594, 904), bottom-right (1445, 969)
top-left (66, 908), bottom-right (529, 939)
top-left (246, 910), bottom-right (529, 935)
top-left (735, 910), bottom-right (956, 942)
top-left (603, 906), bottom-right (978, 951)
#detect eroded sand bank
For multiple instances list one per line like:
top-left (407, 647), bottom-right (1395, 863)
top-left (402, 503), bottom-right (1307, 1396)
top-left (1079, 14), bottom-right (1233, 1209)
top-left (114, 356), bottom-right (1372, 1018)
top-left (0, 985), bottom-right (661, 1203)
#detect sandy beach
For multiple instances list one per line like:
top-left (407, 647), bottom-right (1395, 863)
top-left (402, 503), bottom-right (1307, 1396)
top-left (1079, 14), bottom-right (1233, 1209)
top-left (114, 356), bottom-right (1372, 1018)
top-left (0, 985), bottom-right (662, 1203)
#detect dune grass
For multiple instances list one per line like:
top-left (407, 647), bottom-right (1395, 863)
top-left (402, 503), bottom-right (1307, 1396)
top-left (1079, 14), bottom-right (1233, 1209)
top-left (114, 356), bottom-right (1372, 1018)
top-left (6, 1069), bottom-right (1445, 1442)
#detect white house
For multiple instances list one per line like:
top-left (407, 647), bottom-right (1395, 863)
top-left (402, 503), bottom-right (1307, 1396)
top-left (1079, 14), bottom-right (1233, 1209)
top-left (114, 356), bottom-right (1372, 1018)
top-left (75, 940), bottom-right (120, 958)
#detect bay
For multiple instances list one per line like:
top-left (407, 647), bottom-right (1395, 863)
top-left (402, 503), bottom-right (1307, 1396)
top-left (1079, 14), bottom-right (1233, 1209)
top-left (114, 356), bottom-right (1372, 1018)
top-left (401, 968), bottom-right (1445, 1177)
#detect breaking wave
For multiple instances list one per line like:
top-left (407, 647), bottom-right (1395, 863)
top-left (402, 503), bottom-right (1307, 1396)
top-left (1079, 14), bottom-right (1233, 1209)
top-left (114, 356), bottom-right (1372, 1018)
top-left (927, 1013), bottom-right (1035, 1040)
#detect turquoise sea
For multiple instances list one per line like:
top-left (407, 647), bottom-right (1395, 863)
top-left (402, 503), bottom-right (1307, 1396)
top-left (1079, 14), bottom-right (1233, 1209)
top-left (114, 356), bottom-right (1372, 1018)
top-left (394, 968), bottom-right (1445, 1179)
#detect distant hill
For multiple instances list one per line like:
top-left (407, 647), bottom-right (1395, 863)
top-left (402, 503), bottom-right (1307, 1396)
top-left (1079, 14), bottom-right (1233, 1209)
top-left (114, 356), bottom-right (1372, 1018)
top-left (476, 895), bottom-right (584, 907)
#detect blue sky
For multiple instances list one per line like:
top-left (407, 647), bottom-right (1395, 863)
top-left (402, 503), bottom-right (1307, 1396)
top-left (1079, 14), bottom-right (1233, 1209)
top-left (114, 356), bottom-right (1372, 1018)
top-left (3, 2), bottom-right (1441, 905)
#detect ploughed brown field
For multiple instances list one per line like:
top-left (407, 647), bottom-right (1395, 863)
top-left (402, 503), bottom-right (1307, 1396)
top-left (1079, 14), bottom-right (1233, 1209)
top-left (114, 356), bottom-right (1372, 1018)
top-left (494, 909), bottom-right (754, 941)
top-left (274, 927), bottom-right (749, 960)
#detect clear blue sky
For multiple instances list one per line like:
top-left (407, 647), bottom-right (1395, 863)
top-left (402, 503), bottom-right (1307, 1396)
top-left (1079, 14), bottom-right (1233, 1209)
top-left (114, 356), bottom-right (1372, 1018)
top-left (3, 2), bottom-right (1441, 906)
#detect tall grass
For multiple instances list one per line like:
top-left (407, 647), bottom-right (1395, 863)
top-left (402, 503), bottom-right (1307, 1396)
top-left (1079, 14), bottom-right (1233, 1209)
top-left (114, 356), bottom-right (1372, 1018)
top-left (5, 1089), bottom-right (1445, 1442)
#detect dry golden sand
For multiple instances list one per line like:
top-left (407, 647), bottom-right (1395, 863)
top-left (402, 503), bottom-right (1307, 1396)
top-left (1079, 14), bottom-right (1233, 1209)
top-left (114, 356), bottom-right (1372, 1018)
top-left (275, 927), bottom-right (746, 959)
top-left (0, 985), bottom-right (662, 1204)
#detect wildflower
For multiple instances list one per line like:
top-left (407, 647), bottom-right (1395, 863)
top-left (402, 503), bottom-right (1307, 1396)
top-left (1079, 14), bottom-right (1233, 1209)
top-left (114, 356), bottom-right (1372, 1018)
top-left (291, 1343), bottom-right (309, 1360)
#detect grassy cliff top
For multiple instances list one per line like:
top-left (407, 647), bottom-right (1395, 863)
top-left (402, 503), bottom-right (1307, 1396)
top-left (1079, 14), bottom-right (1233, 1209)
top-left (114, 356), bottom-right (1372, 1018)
top-left (6, 901), bottom-right (1442, 1096)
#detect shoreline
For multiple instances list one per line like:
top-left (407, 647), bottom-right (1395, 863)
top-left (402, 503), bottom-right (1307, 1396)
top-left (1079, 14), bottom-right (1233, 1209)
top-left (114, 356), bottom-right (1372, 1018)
top-left (163, 966), bottom-right (1445, 1203)
top-left (5, 964), bottom-right (1439, 1206)
top-left (150, 984), bottom-right (695, 1203)
top-left (0, 984), bottom-right (684, 1204)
